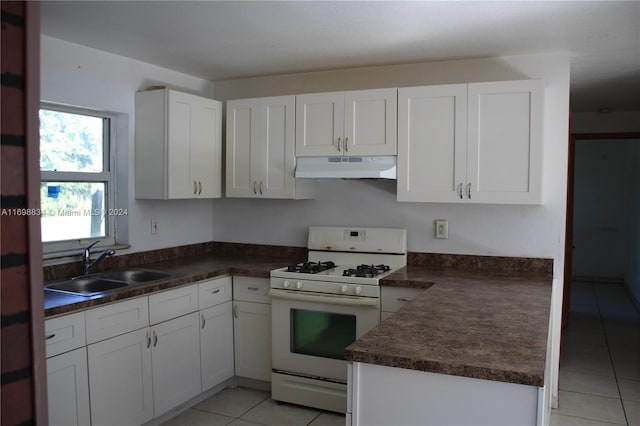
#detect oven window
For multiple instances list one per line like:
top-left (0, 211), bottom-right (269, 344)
top-left (290, 309), bottom-right (356, 360)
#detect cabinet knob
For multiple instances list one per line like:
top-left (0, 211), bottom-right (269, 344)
top-left (341, 285), bottom-right (349, 294)
top-left (283, 280), bottom-right (290, 288)
top-left (355, 286), bottom-right (363, 295)
top-left (296, 281), bottom-right (303, 289)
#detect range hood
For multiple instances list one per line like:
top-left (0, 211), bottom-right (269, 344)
top-left (295, 156), bottom-right (397, 179)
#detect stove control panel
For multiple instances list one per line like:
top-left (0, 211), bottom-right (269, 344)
top-left (271, 278), bottom-right (379, 298)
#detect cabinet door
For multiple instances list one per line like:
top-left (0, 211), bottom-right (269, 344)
top-left (88, 328), bottom-right (153, 426)
top-left (167, 90), bottom-right (195, 198)
top-left (233, 301), bottom-right (272, 381)
top-left (257, 96), bottom-right (296, 198)
top-left (192, 97), bottom-right (222, 198)
top-left (345, 88), bottom-right (397, 156)
top-left (397, 84), bottom-right (467, 203)
top-left (226, 98), bottom-right (259, 197)
top-left (47, 347), bottom-right (90, 426)
top-left (200, 302), bottom-right (234, 390)
top-left (467, 80), bottom-right (544, 204)
top-left (151, 312), bottom-right (202, 417)
top-left (295, 92), bottom-right (344, 156)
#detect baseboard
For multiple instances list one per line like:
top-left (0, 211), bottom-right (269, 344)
top-left (571, 275), bottom-right (624, 284)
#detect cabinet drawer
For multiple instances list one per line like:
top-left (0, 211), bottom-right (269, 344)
top-left (45, 311), bottom-right (86, 358)
top-left (86, 297), bottom-right (149, 344)
top-left (149, 284), bottom-right (198, 325)
top-left (199, 276), bottom-right (232, 309)
top-left (381, 287), bottom-right (425, 313)
top-left (233, 277), bottom-right (270, 304)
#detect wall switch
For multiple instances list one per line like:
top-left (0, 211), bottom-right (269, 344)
top-left (435, 220), bottom-right (448, 239)
top-left (151, 219), bottom-right (159, 235)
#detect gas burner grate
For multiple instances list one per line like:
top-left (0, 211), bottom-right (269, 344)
top-left (342, 264), bottom-right (391, 278)
top-left (286, 261), bottom-right (336, 274)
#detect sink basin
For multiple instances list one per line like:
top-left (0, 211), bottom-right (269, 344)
top-left (46, 277), bottom-right (129, 296)
top-left (45, 268), bottom-right (180, 297)
top-left (100, 269), bottom-right (174, 283)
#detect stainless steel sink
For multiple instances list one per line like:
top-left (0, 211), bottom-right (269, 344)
top-left (45, 268), bottom-right (180, 296)
top-left (100, 269), bottom-right (174, 283)
top-left (45, 277), bottom-right (130, 296)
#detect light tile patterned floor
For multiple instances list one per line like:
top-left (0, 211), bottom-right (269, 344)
top-left (551, 281), bottom-right (640, 426)
top-left (161, 387), bottom-right (345, 426)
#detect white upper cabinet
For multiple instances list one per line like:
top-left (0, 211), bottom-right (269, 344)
top-left (397, 80), bottom-right (544, 204)
top-left (226, 95), bottom-right (314, 199)
top-left (296, 88), bottom-right (397, 157)
top-left (135, 89), bottom-right (222, 199)
top-left (467, 80), bottom-right (544, 204)
top-left (397, 84), bottom-right (468, 203)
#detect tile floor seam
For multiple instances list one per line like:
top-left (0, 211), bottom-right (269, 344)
top-left (595, 287), bottom-right (632, 426)
top-left (553, 412), bottom-right (627, 426)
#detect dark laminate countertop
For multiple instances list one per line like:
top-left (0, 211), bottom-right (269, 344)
top-left (346, 266), bottom-right (552, 387)
top-left (44, 255), bottom-right (292, 317)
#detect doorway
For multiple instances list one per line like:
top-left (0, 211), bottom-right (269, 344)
top-left (563, 133), bottom-right (640, 327)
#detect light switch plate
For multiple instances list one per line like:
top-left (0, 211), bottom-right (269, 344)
top-left (435, 220), bottom-right (448, 239)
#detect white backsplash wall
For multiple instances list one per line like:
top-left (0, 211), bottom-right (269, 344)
top-left (213, 179), bottom-right (553, 257)
top-left (40, 36), bottom-right (217, 253)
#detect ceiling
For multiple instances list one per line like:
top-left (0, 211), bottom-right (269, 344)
top-left (40, 1), bottom-right (640, 112)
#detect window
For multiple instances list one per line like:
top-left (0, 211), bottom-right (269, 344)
top-left (40, 104), bottom-right (118, 252)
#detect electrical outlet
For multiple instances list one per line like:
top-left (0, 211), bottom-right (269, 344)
top-left (435, 220), bottom-right (448, 239)
top-left (151, 219), bottom-right (159, 235)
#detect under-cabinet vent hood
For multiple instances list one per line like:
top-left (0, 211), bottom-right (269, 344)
top-left (295, 156), bottom-right (397, 179)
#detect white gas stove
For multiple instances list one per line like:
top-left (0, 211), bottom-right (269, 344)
top-left (269, 226), bottom-right (407, 413)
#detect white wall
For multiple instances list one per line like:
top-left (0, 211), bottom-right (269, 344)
top-left (626, 143), bottom-right (640, 307)
top-left (40, 36), bottom-right (217, 253)
top-left (572, 140), bottom-right (636, 280)
top-left (213, 53), bottom-right (571, 409)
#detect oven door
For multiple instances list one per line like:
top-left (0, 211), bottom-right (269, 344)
top-left (270, 288), bottom-right (379, 382)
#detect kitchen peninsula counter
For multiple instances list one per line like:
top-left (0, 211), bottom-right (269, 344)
top-left (44, 254), bottom-right (296, 317)
top-left (347, 266), bottom-right (553, 387)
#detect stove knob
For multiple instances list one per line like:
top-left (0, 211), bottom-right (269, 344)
top-left (296, 281), bottom-right (303, 290)
top-left (283, 280), bottom-right (290, 288)
top-left (355, 286), bottom-right (363, 295)
top-left (341, 285), bottom-right (349, 294)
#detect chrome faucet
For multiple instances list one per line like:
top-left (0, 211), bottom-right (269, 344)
top-left (83, 241), bottom-right (115, 275)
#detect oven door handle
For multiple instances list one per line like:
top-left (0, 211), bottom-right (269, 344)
top-left (269, 289), bottom-right (379, 307)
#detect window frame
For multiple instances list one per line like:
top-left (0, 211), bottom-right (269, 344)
top-left (40, 102), bottom-right (117, 254)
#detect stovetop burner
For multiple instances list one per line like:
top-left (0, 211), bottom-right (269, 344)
top-left (342, 264), bottom-right (391, 278)
top-left (286, 261), bottom-right (336, 274)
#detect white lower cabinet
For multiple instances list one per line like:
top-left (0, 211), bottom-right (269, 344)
top-left (233, 277), bottom-right (272, 382)
top-left (88, 327), bottom-right (154, 426)
top-left (200, 302), bottom-right (234, 390)
top-left (47, 347), bottom-right (91, 426)
top-left (151, 312), bottom-right (202, 417)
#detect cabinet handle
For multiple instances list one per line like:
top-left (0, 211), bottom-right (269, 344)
top-left (233, 304), bottom-right (238, 319)
top-left (247, 286), bottom-right (259, 291)
top-left (153, 331), bottom-right (158, 347)
top-left (344, 137), bottom-right (349, 152)
top-left (337, 137), bottom-right (342, 152)
top-left (397, 298), bottom-right (413, 302)
top-left (458, 183), bottom-right (463, 199)
top-left (194, 181), bottom-right (198, 195)
top-left (146, 331), bottom-right (151, 348)
top-left (467, 182), bottom-right (472, 199)
top-left (253, 181), bottom-right (257, 195)
top-left (46, 333), bottom-right (56, 340)
top-left (259, 181), bottom-right (264, 195)
top-left (198, 181), bottom-right (202, 195)
top-left (211, 289), bottom-right (221, 294)
top-left (201, 313), bottom-right (206, 329)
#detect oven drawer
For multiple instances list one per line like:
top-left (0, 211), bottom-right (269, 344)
top-left (233, 277), bottom-right (270, 304)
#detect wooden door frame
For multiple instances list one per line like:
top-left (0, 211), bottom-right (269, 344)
top-left (563, 132), bottom-right (640, 330)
